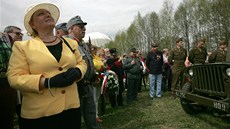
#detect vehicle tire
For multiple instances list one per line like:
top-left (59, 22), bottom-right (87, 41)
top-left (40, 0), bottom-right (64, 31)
top-left (180, 82), bottom-right (207, 115)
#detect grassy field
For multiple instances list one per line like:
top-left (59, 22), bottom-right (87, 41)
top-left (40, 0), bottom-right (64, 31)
top-left (14, 88), bottom-right (230, 129)
top-left (95, 89), bottom-right (230, 129)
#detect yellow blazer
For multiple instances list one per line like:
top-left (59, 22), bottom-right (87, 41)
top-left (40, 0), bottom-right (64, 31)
top-left (7, 37), bottom-right (87, 119)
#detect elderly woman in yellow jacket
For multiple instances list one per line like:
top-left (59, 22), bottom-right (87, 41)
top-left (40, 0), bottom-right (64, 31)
top-left (7, 3), bottom-right (86, 129)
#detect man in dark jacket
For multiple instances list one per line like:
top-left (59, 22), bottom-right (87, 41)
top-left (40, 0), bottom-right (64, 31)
top-left (106, 48), bottom-right (124, 107)
top-left (146, 43), bottom-right (163, 99)
top-left (123, 48), bottom-right (142, 104)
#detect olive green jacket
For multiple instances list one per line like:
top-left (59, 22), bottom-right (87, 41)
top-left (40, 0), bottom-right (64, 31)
top-left (188, 47), bottom-right (207, 64)
top-left (208, 48), bottom-right (226, 63)
top-left (168, 47), bottom-right (187, 71)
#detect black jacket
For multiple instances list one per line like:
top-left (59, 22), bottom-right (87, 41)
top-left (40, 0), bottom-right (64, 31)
top-left (146, 50), bottom-right (163, 75)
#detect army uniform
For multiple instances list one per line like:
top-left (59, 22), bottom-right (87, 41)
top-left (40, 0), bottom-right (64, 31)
top-left (208, 48), bottom-right (226, 63)
top-left (168, 48), bottom-right (187, 92)
top-left (188, 47), bottom-right (207, 64)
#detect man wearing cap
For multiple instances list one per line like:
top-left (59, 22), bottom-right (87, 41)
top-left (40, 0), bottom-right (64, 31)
top-left (209, 41), bottom-right (228, 63)
top-left (168, 38), bottom-right (187, 97)
top-left (146, 43), bottom-right (163, 99)
top-left (106, 48), bottom-right (124, 107)
top-left (188, 39), bottom-right (207, 64)
top-left (67, 15), bottom-right (98, 128)
top-left (55, 22), bottom-right (68, 37)
top-left (123, 48), bottom-right (142, 104)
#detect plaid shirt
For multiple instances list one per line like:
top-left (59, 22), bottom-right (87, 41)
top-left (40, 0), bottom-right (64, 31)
top-left (0, 33), bottom-right (12, 78)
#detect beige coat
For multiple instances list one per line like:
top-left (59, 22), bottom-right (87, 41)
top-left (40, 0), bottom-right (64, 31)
top-left (7, 37), bottom-right (87, 119)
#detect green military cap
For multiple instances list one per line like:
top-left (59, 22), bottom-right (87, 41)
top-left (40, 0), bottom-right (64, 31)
top-left (67, 15), bottom-right (87, 30)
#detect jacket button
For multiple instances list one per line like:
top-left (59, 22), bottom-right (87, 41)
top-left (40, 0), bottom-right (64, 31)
top-left (58, 67), bottom-right (63, 71)
top-left (61, 90), bottom-right (66, 94)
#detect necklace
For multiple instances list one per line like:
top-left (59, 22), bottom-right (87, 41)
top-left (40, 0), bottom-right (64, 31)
top-left (43, 36), bottom-right (57, 43)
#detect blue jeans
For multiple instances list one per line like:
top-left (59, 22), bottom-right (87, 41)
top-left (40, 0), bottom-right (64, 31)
top-left (149, 74), bottom-right (162, 97)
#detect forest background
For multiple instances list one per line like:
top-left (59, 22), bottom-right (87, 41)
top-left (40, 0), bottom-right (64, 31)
top-left (105, 0), bottom-right (230, 57)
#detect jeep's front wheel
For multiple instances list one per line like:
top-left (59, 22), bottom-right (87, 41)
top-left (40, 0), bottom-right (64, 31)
top-left (180, 82), bottom-right (207, 115)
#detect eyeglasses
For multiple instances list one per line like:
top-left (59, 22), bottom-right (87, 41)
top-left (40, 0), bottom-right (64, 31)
top-left (11, 32), bottom-right (24, 36)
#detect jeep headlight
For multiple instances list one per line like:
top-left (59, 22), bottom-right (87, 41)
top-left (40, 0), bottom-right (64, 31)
top-left (226, 68), bottom-right (230, 77)
top-left (188, 69), bottom-right (193, 76)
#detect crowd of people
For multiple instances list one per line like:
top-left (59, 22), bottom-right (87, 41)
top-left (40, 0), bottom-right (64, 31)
top-left (0, 2), bottom-right (228, 129)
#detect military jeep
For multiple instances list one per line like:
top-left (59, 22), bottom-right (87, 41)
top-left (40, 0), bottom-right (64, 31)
top-left (179, 45), bottom-right (230, 115)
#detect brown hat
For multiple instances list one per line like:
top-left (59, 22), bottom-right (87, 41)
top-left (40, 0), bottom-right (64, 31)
top-left (219, 41), bottom-right (227, 46)
top-left (197, 39), bottom-right (206, 43)
top-left (176, 38), bottom-right (183, 43)
top-left (151, 43), bottom-right (158, 48)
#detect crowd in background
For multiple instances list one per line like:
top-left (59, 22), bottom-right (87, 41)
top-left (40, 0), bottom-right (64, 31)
top-left (0, 2), bottom-right (228, 129)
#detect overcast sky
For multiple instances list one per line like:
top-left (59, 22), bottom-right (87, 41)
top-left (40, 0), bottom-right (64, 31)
top-left (0, 0), bottom-right (182, 39)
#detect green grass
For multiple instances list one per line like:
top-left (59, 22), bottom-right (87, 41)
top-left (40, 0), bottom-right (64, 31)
top-left (96, 89), bottom-right (230, 129)
top-left (14, 88), bottom-right (230, 129)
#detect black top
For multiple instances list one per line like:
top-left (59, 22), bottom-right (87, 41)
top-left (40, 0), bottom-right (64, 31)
top-left (146, 50), bottom-right (163, 75)
top-left (47, 41), bottom-right (62, 62)
top-left (106, 58), bottom-right (124, 80)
